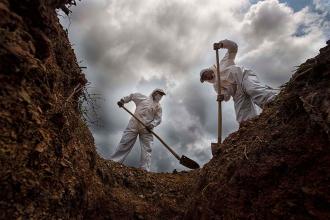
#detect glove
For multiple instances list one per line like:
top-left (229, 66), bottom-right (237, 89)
top-left (217, 94), bottom-right (225, 102)
top-left (213, 42), bottom-right (223, 50)
top-left (146, 124), bottom-right (154, 132)
top-left (117, 99), bottom-right (124, 108)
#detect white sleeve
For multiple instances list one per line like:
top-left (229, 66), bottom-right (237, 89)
top-left (121, 93), bottom-right (134, 103)
top-left (122, 93), bottom-right (146, 105)
top-left (150, 107), bottom-right (162, 127)
top-left (219, 39), bottom-right (238, 68)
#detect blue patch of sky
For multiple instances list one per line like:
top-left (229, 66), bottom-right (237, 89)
top-left (279, 0), bottom-right (313, 11)
top-left (250, 0), bottom-right (313, 12)
top-left (294, 24), bottom-right (309, 37)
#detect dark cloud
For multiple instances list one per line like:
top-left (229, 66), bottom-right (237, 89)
top-left (59, 0), bottom-right (328, 172)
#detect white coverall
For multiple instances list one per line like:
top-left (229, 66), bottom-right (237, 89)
top-left (202, 39), bottom-right (277, 123)
top-left (110, 89), bottom-right (162, 171)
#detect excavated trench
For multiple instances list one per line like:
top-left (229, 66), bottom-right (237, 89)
top-left (1, 1), bottom-right (329, 219)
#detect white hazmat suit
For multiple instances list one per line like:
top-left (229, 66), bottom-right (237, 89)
top-left (110, 89), bottom-right (164, 171)
top-left (201, 39), bottom-right (278, 123)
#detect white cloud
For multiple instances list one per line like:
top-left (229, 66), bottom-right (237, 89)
top-left (241, 0), bottom-right (296, 45)
top-left (238, 0), bottom-right (327, 86)
top-left (59, 0), bottom-right (328, 172)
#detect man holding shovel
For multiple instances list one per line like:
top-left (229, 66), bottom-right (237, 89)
top-left (200, 39), bottom-right (277, 123)
top-left (110, 88), bottom-right (165, 171)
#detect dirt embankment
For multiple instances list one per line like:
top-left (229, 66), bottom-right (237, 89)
top-left (0, 1), bottom-right (329, 219)
top-left (185, 44), bottom-right (330, 219)
top-left (0, 1), bottom-right (197, 219)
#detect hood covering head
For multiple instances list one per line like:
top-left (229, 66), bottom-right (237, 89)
top-left (150, 88), bottom-right (166, 97)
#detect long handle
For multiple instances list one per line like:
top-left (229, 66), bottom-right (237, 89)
top-left (121, 106), bottom-right (181, 160)
top-left (215, 48), bottom-right (222, 144)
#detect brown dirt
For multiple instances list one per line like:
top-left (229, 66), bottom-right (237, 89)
top-left (0, 1), bottom-right (329, 219)
top-left (185, 45), bottom-right (330, 219)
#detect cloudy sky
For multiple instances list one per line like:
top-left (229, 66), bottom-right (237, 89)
top-left (58, 0), bottom-right (329, 172)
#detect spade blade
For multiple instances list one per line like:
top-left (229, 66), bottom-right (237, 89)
top-left (179, 155), bottom-right (200, 169)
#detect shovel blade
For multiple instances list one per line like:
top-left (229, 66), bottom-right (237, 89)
top-left (179, 155), bottom-right (200, 169)
top-left (211, 142), bottom-right (219, 156)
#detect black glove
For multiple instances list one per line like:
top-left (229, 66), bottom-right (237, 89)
top-left (146, 124), bottom-right (154, 132)
top-left (217, 94), bottom-right (224, 102)
top-left (117, 99), bottom-right (124, 108)
top-left (213, 42), bottom-right (223, 50)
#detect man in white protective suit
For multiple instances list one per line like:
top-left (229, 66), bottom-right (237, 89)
top-left (110, 88), bottom-right (165, 171)
top-left (200, 39), bottom-right (278, 123)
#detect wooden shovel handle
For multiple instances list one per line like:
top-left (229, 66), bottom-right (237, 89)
top-left (215, 48), bottom-right (222, 144)
top-left (121, 106), bottom-right (181, 160)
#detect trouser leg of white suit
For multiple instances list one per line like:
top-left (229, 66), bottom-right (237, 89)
top-left (242, 71), bottom-right (277, 108)
top-left (110, 128), bottom-right (138, 163)
top-left (138, 129), bottom-right (153, 171)
top-left (233, 93), bottom-right (258, 123)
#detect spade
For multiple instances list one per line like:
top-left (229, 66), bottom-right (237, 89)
top-left (121, 105), bottom-right (200, 169)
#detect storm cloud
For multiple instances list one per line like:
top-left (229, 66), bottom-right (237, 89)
top-left (59, 0), bottom-right (329, 172)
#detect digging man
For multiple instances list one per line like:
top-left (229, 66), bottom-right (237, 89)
top-left (110, 89), bottom-right (165, 171)
top-left (200, 39), bottom-right (278, 123)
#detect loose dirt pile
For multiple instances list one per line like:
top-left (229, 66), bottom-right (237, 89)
top-left (186, 44), bottom-right (330, 219)
top-left (1, 1), bottom-right (329, 219)
top-left (0, 1), bottom-right (197, 219)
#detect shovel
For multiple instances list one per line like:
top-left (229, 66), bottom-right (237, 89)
top-left (211, 45), bottom-right (222, 156)
top-left (121, 105), bottom-right (200, 169)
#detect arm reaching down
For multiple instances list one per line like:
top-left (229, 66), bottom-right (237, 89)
top-left (149, 106), bottom-right (162, 128)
